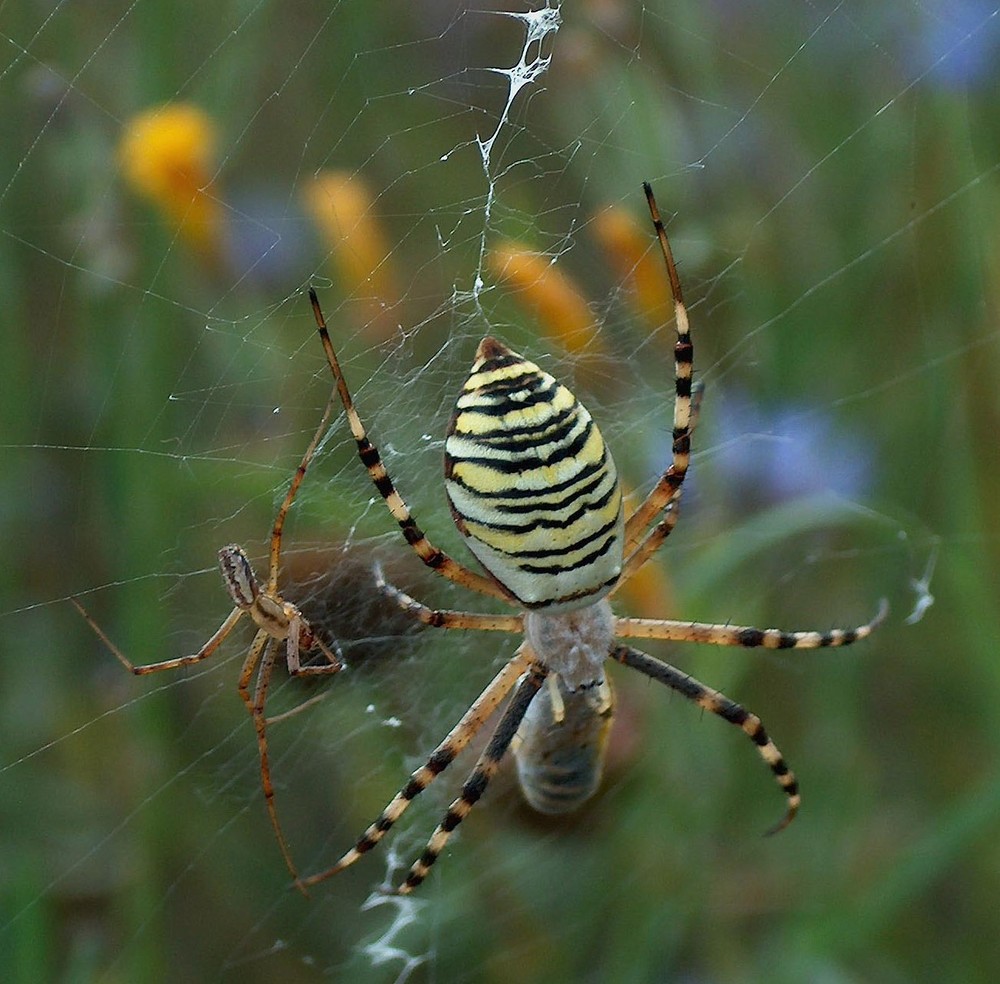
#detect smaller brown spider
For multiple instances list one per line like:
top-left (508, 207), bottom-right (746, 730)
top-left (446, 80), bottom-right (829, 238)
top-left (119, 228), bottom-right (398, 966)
top-left (74, 387), bottom-right (343, 886)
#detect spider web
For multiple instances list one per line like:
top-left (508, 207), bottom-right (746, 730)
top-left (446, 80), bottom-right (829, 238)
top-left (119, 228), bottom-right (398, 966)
top-left (3, 1), bottom-right (999, 981)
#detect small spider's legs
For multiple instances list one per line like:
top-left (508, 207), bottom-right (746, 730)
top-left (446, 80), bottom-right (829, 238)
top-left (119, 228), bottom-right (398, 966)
top-left (614, 380), bottom-right (704, 591)
top-left (394, 663), bottom-right (548, 895)
top-left (266, 382), bottom-right (339, 596)
top-left (72, 598), bottom-right (245, 675)
top-left (236, 628), bottom-right (271, 712)
top-left (265, 689), bottom-right (330, 727)
top-left (309, 289), bottom-right (510, 603)
top-left (76, 330), bottom-right (348, 890)
top-left (375, 563), bottom-right (525, 633)
top-left (621, 183), bottom-right (695, 556)
top-left (246, 634), bottom-right (308, 889)
top-left (614, 600), bottom-right (888, 648)
top-left (283, 611), bottom-right (344, 676)
top-left (298, 648), bottom-right (533, 891)
top-left (293, 635), bottom-right (343, 674)
top-left (261, 628), bottom-right (342, 727)
top-left (610, 643), bottom-right (799, 835)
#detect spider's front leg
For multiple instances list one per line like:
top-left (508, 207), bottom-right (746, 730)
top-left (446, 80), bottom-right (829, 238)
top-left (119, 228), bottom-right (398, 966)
top-left (310, 289), bottom-right (509, 602)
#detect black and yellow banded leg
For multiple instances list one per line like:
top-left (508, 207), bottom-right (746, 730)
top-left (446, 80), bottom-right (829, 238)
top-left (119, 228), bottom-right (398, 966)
top-left (615, 381), bottom-right (704, 589)
top-left (297, 649), bottom-right (533, 891)
top-left (610, 644), bottom-right (799, 835)
top-left (395, 665), bottom-right (548, 895)
top-left (621, 183), bottom-right (695, 555)
top-left (309, 289), bottom-right (510, 602)
top-left (375, 564), bottom-right (525, 633)
top-left (614, 600), bottom-right (888, 649)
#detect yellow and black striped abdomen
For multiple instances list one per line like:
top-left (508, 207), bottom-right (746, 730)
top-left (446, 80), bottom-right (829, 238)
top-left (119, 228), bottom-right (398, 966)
top-left (444, 337), bottom-right (624, 610)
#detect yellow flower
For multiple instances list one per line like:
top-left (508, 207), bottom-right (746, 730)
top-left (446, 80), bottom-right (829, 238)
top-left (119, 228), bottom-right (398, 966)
top-left (303, 171), bottom-right (400, 339)
top-left (119, 104), bottom-right (222, 257)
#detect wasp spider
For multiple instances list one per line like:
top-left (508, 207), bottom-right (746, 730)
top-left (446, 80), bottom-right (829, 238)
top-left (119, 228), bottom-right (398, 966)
top-left (300, 183), bottom-right (885, 895)
top-left (74, 388), bottom-right (344, 887)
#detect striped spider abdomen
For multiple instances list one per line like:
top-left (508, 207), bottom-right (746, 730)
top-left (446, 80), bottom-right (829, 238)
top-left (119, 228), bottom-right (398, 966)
top-left (444, 336), bottom-right (625, 611)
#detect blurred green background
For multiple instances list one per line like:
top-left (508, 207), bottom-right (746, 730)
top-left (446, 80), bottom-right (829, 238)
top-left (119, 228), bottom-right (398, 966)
top-left (3, 1), bottom-right (999, 981)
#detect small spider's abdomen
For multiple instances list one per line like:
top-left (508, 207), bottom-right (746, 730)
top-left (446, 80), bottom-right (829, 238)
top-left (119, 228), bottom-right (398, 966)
top-left (514, 674), bottom-right (614, 815)
top-left (219, 545), bottom-right (260, 609)
top-left (444, 338), bottom-right (624, 610)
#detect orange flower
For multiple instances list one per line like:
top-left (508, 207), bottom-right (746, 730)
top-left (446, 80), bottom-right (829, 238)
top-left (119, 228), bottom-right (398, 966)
top-left (119, 103), bottom-right (222, 257)
top-left (489, 239), bottom-right (602, 357)
top-left (303, 171), bottom-right (400, 340)
top-left (592, 203), bottom-right (673, 332)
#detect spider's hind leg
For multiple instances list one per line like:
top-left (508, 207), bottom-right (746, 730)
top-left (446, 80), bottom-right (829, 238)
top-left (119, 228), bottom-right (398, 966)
top-left (611, 643), bottom-right (800, 833)
top-left (394, 663), bottom-right (548, 895)
top-left (297, 649), bottom-right (533, 891)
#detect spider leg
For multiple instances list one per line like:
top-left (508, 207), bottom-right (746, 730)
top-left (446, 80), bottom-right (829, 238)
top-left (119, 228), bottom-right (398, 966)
top-left (614, 599), bottom-right (888, 647)
top-left (611, 643), bottom-right (799, 835)
top-left (299, 635), bottom-right (344, 673)
top-left (237, 627), bottom-right (270, 712)
top-left (236, 630), bottom-right (295, 869)
top-left (251, 637), bottom-right (301, 877)
top-left (266, 380), bottom-right (340, 595)
top-left (265, 689), bottom-right (330, 726)
top-left (614, 381), bottom-right (704, 591)
top-left (621, 183), bottom-right (695, 555)
top-left (375, 563), bottom-right (524, 633)
top-left (309, 289), bottom-right (508, 602)
top-left (284, 612), bottom-right (344, 675)
top-left (260, 630), bottom-right (343, 726)
top-left (236, 630), bottom-right (307, 887)
top-left (297, 648), bottom-right (532, 891)
top-left (394, 663), bottom-right (548, 895)
top-left (72, 598), bottom-right (245, 675)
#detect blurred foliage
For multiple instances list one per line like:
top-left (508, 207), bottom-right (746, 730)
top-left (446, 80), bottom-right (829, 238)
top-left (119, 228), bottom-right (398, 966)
top-left (2, 1), bottom-right (1000, 982)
